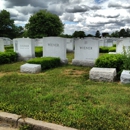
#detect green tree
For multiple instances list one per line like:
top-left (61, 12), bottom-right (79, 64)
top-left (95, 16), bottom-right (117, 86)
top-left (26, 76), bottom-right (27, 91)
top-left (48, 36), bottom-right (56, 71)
top-left (126, 28), bottom-right (130, 37)
top-left (119, 28), bottom-right (126, 37)
top-left (72, 31), bottom-right (86, 38)
top-left (0, 10), bottom-right (16, 39)
top-left (111, 31), bottom-right (119, 37)
top-left (25, 10), bottom-right (64, 38)
top-left (95, 30), bottom-right (100, 37)
top-left (102, 32), bottom-right (109, 37)
top-left (60, 34), bottom-right (72, 38)
top-left (86, 34), bottom-right (94, 37)
top-left (14, 26), bottom-right (24, 38)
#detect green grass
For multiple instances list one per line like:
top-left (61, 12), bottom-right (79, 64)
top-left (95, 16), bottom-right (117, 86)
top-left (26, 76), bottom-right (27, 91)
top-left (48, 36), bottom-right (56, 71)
top-left (0, 53), bottom-right (130, 130)
top-left (67, 52), bottom-right (74, 63)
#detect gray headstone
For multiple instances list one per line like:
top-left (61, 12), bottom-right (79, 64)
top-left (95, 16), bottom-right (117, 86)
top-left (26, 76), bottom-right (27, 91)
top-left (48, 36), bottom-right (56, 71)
top-left (72, 38), bottom-right (99, 66)
top-left (13, 38), bottom-right (35, 61)
top-left (120, 70), bottom-right (130, 84)
top-left (0, 39), bottom-right (5, 52)
top-left (43, 37), bottom-right (68, 64)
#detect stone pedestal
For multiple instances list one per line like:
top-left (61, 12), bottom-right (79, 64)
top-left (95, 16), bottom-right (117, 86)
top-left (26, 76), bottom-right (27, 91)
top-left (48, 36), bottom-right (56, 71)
top-left (120, 70), bottom-right (130, 84)
top-left (20, 63), bottom-right (41, 74)
top-left (89, 67), bottom-right (116, 82)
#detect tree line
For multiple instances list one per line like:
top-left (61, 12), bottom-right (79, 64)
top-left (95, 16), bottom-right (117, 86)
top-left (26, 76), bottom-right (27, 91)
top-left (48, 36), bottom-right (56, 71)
top-left (0, 9), bottom-right (130, 39)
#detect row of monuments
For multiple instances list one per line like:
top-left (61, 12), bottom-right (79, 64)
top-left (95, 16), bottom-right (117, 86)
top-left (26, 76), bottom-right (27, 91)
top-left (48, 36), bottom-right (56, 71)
top-left (0, 37), bottom-right (130, 66)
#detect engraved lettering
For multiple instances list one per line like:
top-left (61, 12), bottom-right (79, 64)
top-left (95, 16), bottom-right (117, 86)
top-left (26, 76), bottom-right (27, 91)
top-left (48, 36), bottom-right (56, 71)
top-left (48, 43), bottom-right (59, 47)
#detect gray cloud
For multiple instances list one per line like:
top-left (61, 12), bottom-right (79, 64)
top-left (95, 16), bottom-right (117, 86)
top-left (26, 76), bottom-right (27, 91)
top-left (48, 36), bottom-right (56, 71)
top-left (108, 2), bottom-right (130, 9)
top-left (1, 0), bottom-right (130, 35)
top-left (48, 4), bottom-right (65, 15)
top-left (65, 5), bottom-right (90, 13)
top-left (15, 5), bottom-right (42, 15)
top-left (90, 5), bottom-right (101, 10)
top-left (62, 13), bottom-right (75, 22)
top-left (107, 14), bottom-right (120, 18)
top-left (15, 15), bottom-right (28, 21)
top-left (5, 0), bottom-right (47, 8)
top-left (94, 14), bottom-right (105, 17)
top-left (94, 14), bottom-right (120, 18)
top-left (96, 20), bottom-right (125, 26)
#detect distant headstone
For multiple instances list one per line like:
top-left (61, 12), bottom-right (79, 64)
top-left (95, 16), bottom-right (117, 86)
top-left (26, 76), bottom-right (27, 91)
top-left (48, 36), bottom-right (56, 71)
top-left (4, 38), bottom-right (12, 46)
top-left (0, 37), bottom-right (12, 46)
top-left (112, 38), bottom-right (119, 45)
top-left (34, 38), bottom-right (43, 47)
top-left (43, 37), bottom-right (68, 64)
top-left (104, 38), bottom-right (113, 47)
top-left (99, 39), bottom-right (105, 47)
top-left (108, 52), bottom-right (117, 54)
top-left (116, 38), bottom-right (130, 54)
top-left (13, 38), bottom-right (35, 61)
top-left (120, 70), bottom-right (130, 84)
top-left (66, 38), bottom-right (74, 52)
top-left (89, 67), bottom-right (117, 82)
top-left (72, 38), bottom-right (99, 66)
top-left (20, 63), bottom-right (41, 73)
top-left (0, 39), bottom-right (5, 52)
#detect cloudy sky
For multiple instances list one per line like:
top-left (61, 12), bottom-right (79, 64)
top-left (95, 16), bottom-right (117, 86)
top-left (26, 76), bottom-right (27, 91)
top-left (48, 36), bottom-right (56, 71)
top-left (0, 0), bottom-right (130, 35)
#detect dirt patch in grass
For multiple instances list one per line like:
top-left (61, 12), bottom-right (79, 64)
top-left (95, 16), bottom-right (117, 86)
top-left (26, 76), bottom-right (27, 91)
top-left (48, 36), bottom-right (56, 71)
top-left (0, 73), bottom-right (5, 77)
top-left (0, 72), bottom-right (15, 77)
top-left (0, 72), bottom-right (46, 78)
top-left (63, 69), bottom-right (87, 77)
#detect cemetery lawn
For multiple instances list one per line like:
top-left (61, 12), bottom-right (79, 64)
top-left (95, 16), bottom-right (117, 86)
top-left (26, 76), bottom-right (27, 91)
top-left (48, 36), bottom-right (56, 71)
top-left (0, 57), bottom-right (130, 129)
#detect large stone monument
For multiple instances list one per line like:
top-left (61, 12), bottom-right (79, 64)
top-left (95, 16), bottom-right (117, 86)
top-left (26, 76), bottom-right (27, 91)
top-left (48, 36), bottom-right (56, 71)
top-left (72, 38), bottom-right (99, 66)
top-left (13, 38), bottom-right (35, 61)
top-left (116, 38), bottom-right (130, 54)
top-left (34, 38), bottom-right (43, 47)
top-left (66, 38), bottom-right (74, 52)
top-left (43, 37), bottom-right (68, 64)
top-left (0, 38), bottom-right (5, 52)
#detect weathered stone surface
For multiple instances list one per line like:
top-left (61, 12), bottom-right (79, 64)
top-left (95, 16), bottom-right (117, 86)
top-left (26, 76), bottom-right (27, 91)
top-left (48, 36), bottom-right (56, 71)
top-left (72, 60), bottom-right (95, 67)
top-left (89, 67), bottom-right (116, 82)
top-left (60, 59), bottom-right (68, 64)
top-left (43, 37), bottom-right (68, 64)
top-left (72, 38), bottom-right (99, 66)
top-left (20, 63), bottom-right (41, 74)
top-left (0, 111), bottom-right (77, 130)
top-left (0, 38), bottom-right (5, 52)
top-left (108, 52), bottom-right (117, 54)
top-left (120, 70), bottom-right (130, 84)
top-left (13, 38), bottom-right (35, 61)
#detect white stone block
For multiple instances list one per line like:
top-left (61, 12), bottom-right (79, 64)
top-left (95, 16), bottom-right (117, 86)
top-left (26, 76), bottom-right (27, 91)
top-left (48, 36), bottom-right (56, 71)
top-left (20, 63), bottom-right (41, 73)
top-left (66, 38), bottom-right (74, 52)
top-left (0, 39), bottom-right (5, 52)
top-left (43, 37), bottom-right (68, 64)
top-left (108, 52), bottom-right (117, 54)
top-left (34, 38), bottom-right (43, 46)
top-left (89, 67), bottom-right (117, 82)
top-left (72, 38), bottom-right (99, 66)
top-left (116, 38), bottom-right (130, 54)
top-left (120, 70), bottom-right (130, 84)
top-left (13, 38), bottom-right (35, 61)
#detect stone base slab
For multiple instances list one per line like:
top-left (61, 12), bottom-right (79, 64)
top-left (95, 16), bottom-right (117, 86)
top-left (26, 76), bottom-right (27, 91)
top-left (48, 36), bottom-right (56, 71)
top-left (0, 111), bottom-right (77, 130)
top-left (72, 59), bottom-right (95, 67)
top-left (20, 63), bottom-right (41, 74)
top-left (89, 67), bottom-right (116, 82)
top-left (60, 58), bottom-right (68, 64)
top-left (120, 70), bottom-right (130, 84)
